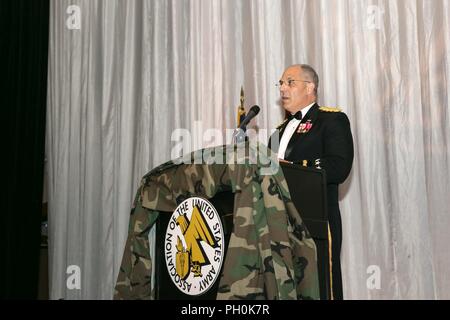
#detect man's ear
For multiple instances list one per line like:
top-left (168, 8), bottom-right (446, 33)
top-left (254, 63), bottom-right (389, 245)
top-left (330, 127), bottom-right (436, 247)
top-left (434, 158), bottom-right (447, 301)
top-left (307, 82), bottom-right (315, 95)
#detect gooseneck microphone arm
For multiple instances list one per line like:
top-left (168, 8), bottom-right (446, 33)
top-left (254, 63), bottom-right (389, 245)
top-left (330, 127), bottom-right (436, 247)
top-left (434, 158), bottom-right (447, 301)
top-left (233, 105), bottom-right (260, 144)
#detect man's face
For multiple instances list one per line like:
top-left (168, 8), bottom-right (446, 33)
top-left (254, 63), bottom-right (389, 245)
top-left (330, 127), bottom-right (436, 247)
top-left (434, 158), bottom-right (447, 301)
top-left (279, 66), bottom-right (314, 113)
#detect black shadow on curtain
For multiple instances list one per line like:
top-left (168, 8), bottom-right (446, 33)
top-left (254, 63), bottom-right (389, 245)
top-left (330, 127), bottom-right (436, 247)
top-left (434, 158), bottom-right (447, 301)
top-left (0, 0), bottom-right (49, 299)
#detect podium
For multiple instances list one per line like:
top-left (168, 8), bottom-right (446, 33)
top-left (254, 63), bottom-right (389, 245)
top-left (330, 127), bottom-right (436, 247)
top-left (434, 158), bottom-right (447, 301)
top-left (280, 163), bottom-right (331, 300)
top-left (153, 163), bottom-right (330, 300)
top-left (114, 143), bottom-right (327, 300)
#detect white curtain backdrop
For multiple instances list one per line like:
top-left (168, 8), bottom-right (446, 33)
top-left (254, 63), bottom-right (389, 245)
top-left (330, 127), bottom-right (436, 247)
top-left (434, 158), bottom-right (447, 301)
top-left (47, 0), bottom-right (450, 299)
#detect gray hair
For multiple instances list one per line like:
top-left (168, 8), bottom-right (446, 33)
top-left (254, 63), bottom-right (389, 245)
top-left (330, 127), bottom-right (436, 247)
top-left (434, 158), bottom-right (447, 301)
top-left (299, 64), bottom-right (319, 97)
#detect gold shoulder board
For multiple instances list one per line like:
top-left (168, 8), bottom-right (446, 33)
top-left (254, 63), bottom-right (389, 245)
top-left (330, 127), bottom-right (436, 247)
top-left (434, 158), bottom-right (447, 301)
top-left (319, 106), bottom-right (342, 112)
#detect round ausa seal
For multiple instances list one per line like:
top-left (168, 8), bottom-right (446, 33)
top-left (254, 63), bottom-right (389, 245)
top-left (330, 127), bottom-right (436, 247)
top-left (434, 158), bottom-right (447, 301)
top-left (164, 197), bottom-right (225, 296)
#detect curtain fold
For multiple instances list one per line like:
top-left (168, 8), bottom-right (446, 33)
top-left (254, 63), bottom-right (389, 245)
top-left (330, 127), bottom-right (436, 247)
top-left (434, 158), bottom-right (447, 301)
top-left (47, 0), bottom-right (450, 299)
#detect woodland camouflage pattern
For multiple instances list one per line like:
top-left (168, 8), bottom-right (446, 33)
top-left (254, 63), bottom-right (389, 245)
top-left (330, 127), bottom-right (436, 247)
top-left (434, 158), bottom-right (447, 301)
top-left (114, 143), bottom-right (320, 300)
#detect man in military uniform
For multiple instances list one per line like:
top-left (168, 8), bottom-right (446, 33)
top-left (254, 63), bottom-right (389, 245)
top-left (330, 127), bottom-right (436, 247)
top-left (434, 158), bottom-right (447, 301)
top-left (270, 64), bottom-right (354, 300)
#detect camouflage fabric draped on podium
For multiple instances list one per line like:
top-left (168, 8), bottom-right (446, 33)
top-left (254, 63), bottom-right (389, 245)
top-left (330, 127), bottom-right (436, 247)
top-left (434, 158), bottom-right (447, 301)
top-left (114, 143), bottom-right (320, 300)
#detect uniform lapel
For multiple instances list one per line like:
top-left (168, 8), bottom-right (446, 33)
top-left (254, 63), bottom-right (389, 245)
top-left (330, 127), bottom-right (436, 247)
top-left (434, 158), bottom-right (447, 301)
top-left (278, 119), bottom-right (289, 139)
top-left (284, 103), bottom-right (319, 160)
top-left (269, 118), bottom-right (289, 153)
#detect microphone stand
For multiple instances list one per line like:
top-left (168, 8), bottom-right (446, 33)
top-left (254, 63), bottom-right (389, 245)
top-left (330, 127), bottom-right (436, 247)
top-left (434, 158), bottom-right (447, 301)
top-left (232, 127), bottom-right (247, 144)
top-left (232, 106), bottom-right (259, 144)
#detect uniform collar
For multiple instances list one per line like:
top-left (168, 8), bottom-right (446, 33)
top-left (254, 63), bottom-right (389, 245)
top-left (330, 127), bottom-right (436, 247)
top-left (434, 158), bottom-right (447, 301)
top-left (289, 102), bottom-right (316, 121)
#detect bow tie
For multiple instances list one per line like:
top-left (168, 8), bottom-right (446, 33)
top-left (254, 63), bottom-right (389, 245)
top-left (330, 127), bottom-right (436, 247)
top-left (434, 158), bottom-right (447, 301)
top-left (288, 111), bottom-right (302, 121)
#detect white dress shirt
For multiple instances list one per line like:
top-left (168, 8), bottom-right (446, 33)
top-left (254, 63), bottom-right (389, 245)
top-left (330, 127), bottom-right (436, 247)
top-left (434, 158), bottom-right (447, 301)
top-left (277, 103), bottom-right (315, 160)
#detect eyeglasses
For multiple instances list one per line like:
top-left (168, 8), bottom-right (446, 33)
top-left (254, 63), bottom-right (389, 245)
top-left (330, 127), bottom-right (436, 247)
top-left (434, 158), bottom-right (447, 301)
top-left (275, 79), bottom-right (311, 88)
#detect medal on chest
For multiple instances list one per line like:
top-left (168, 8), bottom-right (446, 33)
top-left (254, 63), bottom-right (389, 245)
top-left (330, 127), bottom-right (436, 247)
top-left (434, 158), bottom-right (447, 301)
top-left (296, 119), bottom-right (313, 134)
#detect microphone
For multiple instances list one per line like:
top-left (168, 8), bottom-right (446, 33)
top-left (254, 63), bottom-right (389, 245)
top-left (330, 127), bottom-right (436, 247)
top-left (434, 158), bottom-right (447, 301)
top-left (239, 105), bottom-right (260, 130)
top-left (233, 105), bottom-right (260, 144)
